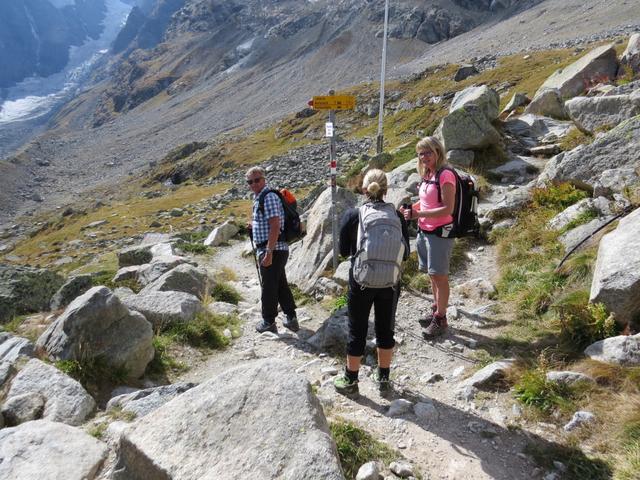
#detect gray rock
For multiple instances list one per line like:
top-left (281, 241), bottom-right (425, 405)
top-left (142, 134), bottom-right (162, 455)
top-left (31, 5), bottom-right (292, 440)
top-left (36, 286), bottom-right (154, 380)
top-left (450, 85), bottom-right (500, 121)
top-left (525, 89), bottom-right (568, 119)
top-left (1, 392), bottom-right (45, 426)
top-left (49, 274), bottom-right (93, 311)
top-left (546, 371), bottom-right (595, 386)
top-left (590, 208), bottom-right (640, 327)
top-left (456, 385), bottom-right (478, 402)
top-left (387, 399), bottom-right (413, 417)
top-left (385, 187), bottom-right (412, 210)
top-left (558, 216), bottom-right (616, 253)
top-left (137, 255), bottom-right (190, 286)
top-left (548, 197), bottom-right (613, 231)
top-left (389, 460), bottom-right (414, 478)
top-left (117, 244), bottom-right (154, 267)
top-left (140, 263), bottom-right (211, 300)
top-left (112, 265), bottom-right (141, 283)
top-left (584, 334), bottom-right (640, 366)
top-left (537, 44), bottom-right (619, 99)
top-left (563, 411), bottom-right (596, 432)
top-left (6, 359), bottom-right (95, 425)
top-left (593, 167), bottom-right (639, 197)
top-left (460, 359), bottom-right (515, 389)
top-left (288, 187), bottom-right (357, 292)
top-left (112, 359), bottom-right (344, 480)
top-left (333, 261), bottom-right (351, 286)
top-left (203, 220), bottom-right (239, 246)
top-left (565, 95), bottom-right (640, 134)
top-left (538, 116), bottom-right (640, 190)
top-left (356, 461), bottom-right (381, 480)
top-left (446, 149), bottom-right (474, 168)
top-left (0, 264), bottom-right (64, 322)
top-left (414, 401), bottom-right (437, 420)
top-left (0, 361), bottom-right (16, 388)
top-left (0, 332), bottom-right (34, 363)
top-left (206, 301), bottom-right (239, 316)
top-left (106, 382), bottom-right (197, 418)
top-left (504, 114), bottom-right (574, 148)
top-left (387, 159), bottom-right (417, 188)
top-left (454, 277), bottom-right (496, 299)
top-left (621, 33), bottom-right (640, 74)
top-left (454, 64), bottom-right (478, 82)
top-left (480, 183), bottom-right (533, 221)
top-left (118, 289), bottom-right (203, 329)
top-left (436, 105), bottom-right (501, 151)
top-left (500, 92), bottom-right (530, 116)
top-left (0, 420), bottom-right (108, 479)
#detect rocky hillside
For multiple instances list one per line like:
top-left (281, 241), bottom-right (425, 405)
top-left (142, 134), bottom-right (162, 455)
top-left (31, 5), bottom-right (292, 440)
top-left (0, 0), bottom-right (107, 90)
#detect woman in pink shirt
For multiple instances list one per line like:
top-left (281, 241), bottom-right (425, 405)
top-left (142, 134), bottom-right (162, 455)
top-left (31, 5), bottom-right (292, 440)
top-left (400, 136), bottom-right (456, 338)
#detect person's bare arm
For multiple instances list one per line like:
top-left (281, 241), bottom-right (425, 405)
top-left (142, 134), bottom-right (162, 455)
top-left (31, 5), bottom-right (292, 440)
top-left (416, 183), bottom-right (455, 218)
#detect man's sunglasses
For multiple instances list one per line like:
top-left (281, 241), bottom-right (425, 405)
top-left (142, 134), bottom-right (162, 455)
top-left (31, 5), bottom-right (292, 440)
top-left (246, 177), bottom-right (263, 185)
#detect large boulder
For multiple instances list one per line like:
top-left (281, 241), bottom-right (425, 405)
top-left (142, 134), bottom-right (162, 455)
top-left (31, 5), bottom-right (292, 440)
top-left (436, 85), bottom-right (501, 151)
top-left (117, 244), bottom-right (154, 267)
top-left (0, 264), bottom-right (64, 322)
top-left (500, 92), bottom-right (530, 117)
top-left (590, 207), bottom-right (640, 328)
top-left (116, 288), bottom-right (203, 329)
top-left (288, 187), bottom-right (357, 292)
top-left (106, 382), bottom-right (197, 418)
top-left (203, 220), bottom-right (239, 246)
top-left (538, 116), bottom-right (640, 190)
top-left (0, 420), bottom-right (108, 479)
top-left (137, 255), bottom-right (190, 286)
top-left (593, 167), bottom-right (639, 197)
top-left (36, 286), bottom-right (154, 380)
top-left (524, 88), bottom-right (568, 119)
top-left (5, 359), bottom-right (95, 425)
top-left (503, 114), bottom-right (574, 148)
top-left (112, 359), bottom-right (344, 480)
top-left (0, 332), bottom-right (34, 364)
top-left (621, 33), bottom-right (640, 75)
top-left (564, 94), bottom-right (640, 134)
top-left (547, 197), bottom-right (614, 231)
top-left (387, 158), bottom-right (418, 188)
top-left (140, 263), bottom-right (211, 300)
top-left (584, 334), bottom-right (640, 366)
top-left (49, 274), bottom-right (93, 311)
top-left (536, 44), bottom-right (619, 99)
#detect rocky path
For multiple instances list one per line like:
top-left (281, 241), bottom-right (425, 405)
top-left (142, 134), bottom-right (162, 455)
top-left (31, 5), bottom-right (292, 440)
top-left (181, 239), bottom-right (544, 479)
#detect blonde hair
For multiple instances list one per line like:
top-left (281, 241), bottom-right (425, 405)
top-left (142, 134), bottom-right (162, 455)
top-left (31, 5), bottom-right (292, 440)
top-left (245, 166), bottom-right (265, 178)
top-left (416, 136), bottom-right (446, 177)
top-left (362, 168), bottom-right (388, 200)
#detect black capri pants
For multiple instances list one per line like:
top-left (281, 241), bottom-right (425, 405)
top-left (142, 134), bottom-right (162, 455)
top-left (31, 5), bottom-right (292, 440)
top-left (346, 273), bottom-right (399, 357)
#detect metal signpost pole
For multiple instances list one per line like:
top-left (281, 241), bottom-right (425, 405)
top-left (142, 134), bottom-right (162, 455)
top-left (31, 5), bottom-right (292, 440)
top-left (376, 0), bottom-right (389, 154)
top-left (328, 93), bottom-right (338, 271)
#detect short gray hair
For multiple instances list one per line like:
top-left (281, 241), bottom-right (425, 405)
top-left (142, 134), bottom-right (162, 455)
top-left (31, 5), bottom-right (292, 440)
top-left (246, 166), bottom-right (265, 178)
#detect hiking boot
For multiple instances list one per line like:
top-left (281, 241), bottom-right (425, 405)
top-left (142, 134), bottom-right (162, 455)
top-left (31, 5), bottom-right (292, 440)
top-left (255, 319), bottom-right (278, 334)
top-left (283, 313), bottom-right (299, 332)
top-left (334, 374), bottom-right (359, 397)
top-left (418, 304), bottom-right (438, 328)
top-left (423, 315), bottom-right (448, 339)
top-left (371, 370), bottom-right (391, 393)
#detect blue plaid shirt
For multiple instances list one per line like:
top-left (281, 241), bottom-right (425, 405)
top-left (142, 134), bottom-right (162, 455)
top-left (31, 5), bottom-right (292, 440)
top-left (252, 186), bottom-right (288, 253)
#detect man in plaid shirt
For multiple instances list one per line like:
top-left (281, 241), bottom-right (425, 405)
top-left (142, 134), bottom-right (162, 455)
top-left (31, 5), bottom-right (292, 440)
top-left (246, 166), bottom-right (298, 334)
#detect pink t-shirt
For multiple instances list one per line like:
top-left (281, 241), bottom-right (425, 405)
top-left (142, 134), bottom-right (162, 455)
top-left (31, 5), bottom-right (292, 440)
top-left (417, 169), bottom-right (456, 231)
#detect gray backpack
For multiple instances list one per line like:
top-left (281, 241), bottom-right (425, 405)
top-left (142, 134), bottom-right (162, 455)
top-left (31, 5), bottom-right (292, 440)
top-left (352, 202), bottom-right (405, 288)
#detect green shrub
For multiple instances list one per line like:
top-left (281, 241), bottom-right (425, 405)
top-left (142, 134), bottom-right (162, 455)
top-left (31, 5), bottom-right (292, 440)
top-left (532, 183), bottom-right (589, 210)
top-left (552, 296), bottom-right (619, 350)
top-left (163, 311), bottom-right (239, 349)
top-left (290, 284), bottom-right (315, 306)
top-left (146, 335), bottom-right (188, 377)
top-left (525, 442), bottom-right (612, 480)
top-left (559, 127), bottom-right (593, 152)
top-left (180, 242), bottom-right (210, 254)
top-left (211, 282), bottom-right (242, 305)
top-left (514, 367), bottom-right (573, 413)
top-left (331, 293), bottom-right (348, 313)
top-left (615, 443), bottom-right (640, 480)
top-left (56, 356), bottom-right (129, 395)
top-left (330, 420), bottom-right (401, 480)
top-left (91, 270), bottom-right (142, 293)
top-left (560, 208), bottom-right (600, 233)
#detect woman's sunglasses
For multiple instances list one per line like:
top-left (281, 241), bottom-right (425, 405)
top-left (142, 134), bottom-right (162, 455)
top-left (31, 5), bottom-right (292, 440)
top-left (246, 177), bottom-right (263, 185)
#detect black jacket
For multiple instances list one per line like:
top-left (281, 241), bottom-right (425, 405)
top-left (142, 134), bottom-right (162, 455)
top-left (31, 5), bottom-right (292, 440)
top-left (339, 202), bottom-right (410, 261)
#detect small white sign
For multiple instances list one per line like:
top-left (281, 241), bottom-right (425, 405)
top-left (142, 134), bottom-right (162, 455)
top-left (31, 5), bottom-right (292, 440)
top-left (325, 122), bottom-right (334, 137)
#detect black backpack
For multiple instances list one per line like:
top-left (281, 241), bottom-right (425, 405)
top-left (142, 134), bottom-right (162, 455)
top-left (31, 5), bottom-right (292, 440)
top-left (258, 188), bottom-right (303, 243)
top-left (422, 166), bottom-right (480, 238)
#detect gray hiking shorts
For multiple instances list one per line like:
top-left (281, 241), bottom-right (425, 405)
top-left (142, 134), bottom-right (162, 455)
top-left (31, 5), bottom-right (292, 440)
top-left (416, 231), bottom-right (455, 276)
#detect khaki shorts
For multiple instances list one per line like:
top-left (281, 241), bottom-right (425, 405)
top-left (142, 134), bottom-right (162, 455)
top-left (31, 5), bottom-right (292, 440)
top-left (416, 231), bottom-right (455, 275)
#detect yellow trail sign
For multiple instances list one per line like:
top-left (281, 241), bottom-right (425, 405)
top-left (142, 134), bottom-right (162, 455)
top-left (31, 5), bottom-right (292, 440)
top-left (309, 95), bottom-right (356, 110)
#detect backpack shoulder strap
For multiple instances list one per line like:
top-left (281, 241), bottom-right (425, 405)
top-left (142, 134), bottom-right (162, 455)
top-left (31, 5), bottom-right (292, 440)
top-left (434, 166), bottom-right (458, 203)
top-left (257, 188), bottom-right (280, 213)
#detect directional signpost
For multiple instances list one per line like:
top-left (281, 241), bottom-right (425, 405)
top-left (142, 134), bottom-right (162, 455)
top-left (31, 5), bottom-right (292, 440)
top-left (308, 91), bottom-right (356, 270)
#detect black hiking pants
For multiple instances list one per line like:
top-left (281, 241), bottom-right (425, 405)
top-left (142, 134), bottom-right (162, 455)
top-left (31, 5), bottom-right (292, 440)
top-left (259, 249), bottom-right (296, 324)
top-left (346, 271), bottom-right (399, 357)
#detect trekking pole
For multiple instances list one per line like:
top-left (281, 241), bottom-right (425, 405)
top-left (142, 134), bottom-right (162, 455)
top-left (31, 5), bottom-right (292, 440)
top-left (249, 235), bottom-right (263, 288)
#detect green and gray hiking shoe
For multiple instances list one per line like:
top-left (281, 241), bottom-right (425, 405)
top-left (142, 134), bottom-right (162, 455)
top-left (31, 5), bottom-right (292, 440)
top-left (334, 374), bottom-right (359, 396)
top-left (372, 370), bottom-right (391, 392)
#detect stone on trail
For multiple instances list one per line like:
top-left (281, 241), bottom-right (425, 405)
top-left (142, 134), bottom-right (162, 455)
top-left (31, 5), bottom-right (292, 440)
top-left (5, 359), bottom-right (95, 426)
top-left (387, 399), bottom-right (414, 417)
top-left (0, 420), bottom-right (108, 480)
top-left (36, 286), bottom-right (154, 380)
top-left (389, 460), bottom-right (415, 478)
top-left (563, 411), bottom-right (596, 432)
top-left (356, 461), bottom-right (380, 480)
top-left (107, 382), bottom-right (198, 418)
top-left (546, 371), bottom-right (595, 386)
top-left (589, 207), bottom-right (640, 328)
top-left (203, 220), bottom-right (239, 246)
top-left (112, 358), bottom-right (344, 480)
top-left (460, 359), bottom-right (515, 390)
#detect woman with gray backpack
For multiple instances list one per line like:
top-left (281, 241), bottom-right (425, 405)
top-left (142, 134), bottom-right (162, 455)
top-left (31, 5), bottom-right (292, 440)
top-left (333, 169), bottom-right (410, 397)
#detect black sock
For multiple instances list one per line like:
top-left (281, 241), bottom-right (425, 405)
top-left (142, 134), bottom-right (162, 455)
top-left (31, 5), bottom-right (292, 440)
top-left (345, 368), bottom-right (359, 382)
top-left (378, 367), bottom-right (390, 380)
